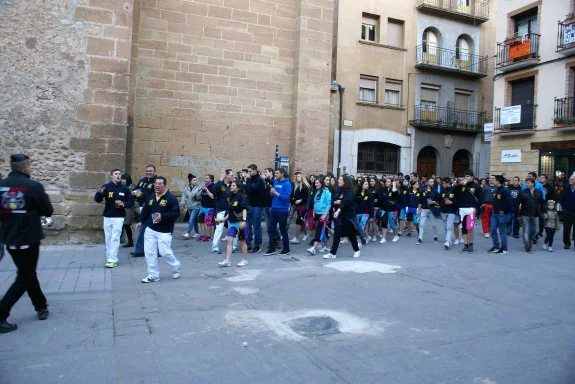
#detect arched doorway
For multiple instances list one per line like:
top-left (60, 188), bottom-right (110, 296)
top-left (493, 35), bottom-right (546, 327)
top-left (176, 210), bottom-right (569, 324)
top-left (452, 149), bottom-right (472, 176)
top-left (417, 146), bottom-right (438, 177)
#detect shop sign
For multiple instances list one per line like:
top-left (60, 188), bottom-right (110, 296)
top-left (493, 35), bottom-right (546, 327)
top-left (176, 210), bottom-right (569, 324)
top-left (483, 123), bottom-right (493, 132)
top-left (484, 133), bottom-right (492, 142)
top-left (500, 105), bottom-right (521, 125)
top-left (501, 149), bottom-right (521, 163)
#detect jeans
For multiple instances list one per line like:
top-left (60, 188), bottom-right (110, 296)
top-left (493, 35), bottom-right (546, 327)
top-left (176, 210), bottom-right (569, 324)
top-left (144, 228), bottom-right (181, 279)
top-left (134, 220), bottom-right (148, 254)
top-left (186, 207), bottom-right (200, 235)
top-left (264, 207), bottom-right (280, 239)
top-left (349, 215), bottom-right (367, 244)
top-left (268, 209), bottom-right (289, 252)
top-left (490, 213), bottom-right (511, 250)
top-left (247, 206), bottom-right (263, 247)
top-left (507, 212), bottom-right (520, 237)
top-left (419, 209), bottom-right (439, 240)
top-left (441, 213), bottom-right (458, 243)
top-left (0, 243), bottom-right (47, 321)
top-left (521, 216), bottom-right (539, 249)
top-left (104, 217), bottom-right (124, 263)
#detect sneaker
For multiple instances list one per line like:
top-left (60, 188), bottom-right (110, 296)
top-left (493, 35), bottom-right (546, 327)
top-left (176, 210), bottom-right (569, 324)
top-left (433, 237), bottom-right (438, 244)
top-left (130, 252), bottom-right (145, 257)
top-left (250, 246), bottom-right (261, 254)
top-left (484, 233), bottom-right (490, 238)
top-left (353, 251), bottom-right (360, 258)
top-left (279, 249), bottom-right (291, 256)
top-left (453, 239), bottom-right (460, 245)
top-left (211, 248), bottom-right (222, 255)
top-left (366, 236), bottom-right (371, 242)
top-left (379, 238), bottom-right (387, 244)
top-left (308, 239), bottom-right (315, 246)
top-left (301, 235), bottom-right (308, 242)
top-left (460, 245), bottom-right (469, 253)
top-left (237, 259), bottom-right (249, 267)
top-left (407, 233), bottom-right (412, 237)
top-left (263, 249), bottom-right (277, 256)
top-left (532, 237), bottom-right (538, 245)
top-left (218, 259), bottom-right (231, 267)
top-left (37, 309), bottom-right (49, 321)
top-left (468, 244), bottom-right (474, 253)
top-left (358, 242), bottom-right (362, 249)
top-left (370, 237), bottom-right (376, 243)
top-left (232, 247), bottom-right (238, 253)
top-left (444, 241), bottom-right (450, 250)
top-left (526, 247), bottom-right (533, 254)
top-left (341, 238), bottom-right (349, 244)
top-left (183, 233), bottom-right (190, 239)
top-left (247, 246), bottom-right (253, 252)
top-left (307, 247), bottom-right (317, 256)
top-left (141, 276), bottom-right (160, 283)
top-left (392, 236), bottom-right (399, 242)
top-left (323, 253), bottom-right (337, 259)
top-left (105, 261), bottom-right (117, 268)
top-left (548, 246), bottom-right (553, 252)
top-left (192, 233), bottom-right (199, 239)
top-left (319, 246), bottom-right (330, 253)
top-left (496, 248), bottom-right (508, 254)
top-left (416, 239), bottom-right (422, 245)
top-left (122, 241), bottom-right (134, 248)
top-left (221, 236), bottom-right (228, 242)
top-left (173, 270), bottom-right (181, 279)
top-left (542, 244), bottom-right (548, 250)
top-left (289, 237), bottom-right (300, 244)
top-left (0, 320), bottom-right (17, 333)
top-left (488, 246), bottom-right (499, 253)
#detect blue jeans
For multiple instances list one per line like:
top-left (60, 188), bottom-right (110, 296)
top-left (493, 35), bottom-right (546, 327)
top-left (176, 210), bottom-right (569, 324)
top-left (247, 206), bottom-right (263, 247)
top-left (135, 221), bottom-right (148, 254)
top-left (264, 207), bottom-right (280, 239)
top-left (349, 216), bottom-right (367, 245)
top-left (490, 212), bottom-right (511, 250)
top-left (187, 207), bottom-right (200, 235)
top-left (268, 209), bottom-right (289, 252)
top-left (521, 216), bottom-right (539, 249)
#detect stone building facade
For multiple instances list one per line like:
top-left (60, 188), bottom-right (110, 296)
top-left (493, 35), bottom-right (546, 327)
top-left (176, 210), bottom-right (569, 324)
top-left (0, 0), bottom-right (334, 242)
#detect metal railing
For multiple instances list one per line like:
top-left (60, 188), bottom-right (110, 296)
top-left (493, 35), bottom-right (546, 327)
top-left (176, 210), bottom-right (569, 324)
top-left (410, 105), bottom-right (485, 132)
top-left (554, 97), bottom-right (575, 126)
top-left (494, 103), bottom-right (537, 131)
top-left (416, 0), bottom-right (489, 20)
top-left (558, 20), bottom-right (575, 51)
top-left (496, 33), bottom-right (540, 68)
top-left (415, 45), bottom-right (488, 76)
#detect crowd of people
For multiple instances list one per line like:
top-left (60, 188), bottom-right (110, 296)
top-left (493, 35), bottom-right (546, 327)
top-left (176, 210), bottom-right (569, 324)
top-left (2, 153), bottom-right (575, 333)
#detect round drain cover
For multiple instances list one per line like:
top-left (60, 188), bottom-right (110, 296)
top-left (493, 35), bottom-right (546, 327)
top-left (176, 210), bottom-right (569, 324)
top-left (283, 315), bottom-right (340, 337)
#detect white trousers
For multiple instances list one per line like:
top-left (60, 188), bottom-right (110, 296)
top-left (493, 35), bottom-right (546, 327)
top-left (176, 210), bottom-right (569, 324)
top-left (144, 227), bottom-right (181, 279)
top-left (212, 211), bottom-right (227, 249)
top-left (104, 217), bottom-right (124, 263)
top-left (419, 209), bottom-right (439, 240)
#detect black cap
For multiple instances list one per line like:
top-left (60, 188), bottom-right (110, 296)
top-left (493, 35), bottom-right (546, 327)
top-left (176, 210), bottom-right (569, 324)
top-left (10, 154), bottom-right (30, 162)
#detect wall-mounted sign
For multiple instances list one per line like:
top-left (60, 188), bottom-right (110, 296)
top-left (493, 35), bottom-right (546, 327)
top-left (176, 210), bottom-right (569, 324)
top-left (564, 23), bottom-right (575, 45)
top-left (484, 123), bottom-right (493, 132)
top-left (501, 149), bottom-right (521, 163)
top-left (509, 40), bottom-right (531, 59)
top-left (343, 120), bottom-right (353, 127)
top-left (500, 105), bottom-right (521, 125)
top-left (484, 133), bottom-right (492, 142)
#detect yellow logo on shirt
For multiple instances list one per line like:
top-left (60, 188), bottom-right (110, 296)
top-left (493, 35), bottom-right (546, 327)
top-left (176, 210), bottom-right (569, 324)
top-left (364, 196), bottom-right (368, 201)
top-left (148, 200), bottom-right (153, 206)
top-left (160, 200), bottom-right (167, 206)
top-left (233, 201), bottom-right (238, 206)
top-left (108, 192), bottom-right (114, 198)
top-left (470, 188), bottom-right (475, 193)
top-left (449, 193), bottom-right (454, 198)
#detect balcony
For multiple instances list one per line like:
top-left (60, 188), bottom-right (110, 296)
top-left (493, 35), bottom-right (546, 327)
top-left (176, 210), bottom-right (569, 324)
top-left (557, 18), bottom-right (575, 55)
top-left (494, 103), bottom-right (536, 136)
top-left (496, 33), bottom-right (540, 72)
top-left (554, 97), bottom-right (575, 132)
top-left (415, 45), bottom-right (488, 78)
top-left (410, 105), bottom-right (485, 133)
top-left (416, 0), bottom-right (489, 24)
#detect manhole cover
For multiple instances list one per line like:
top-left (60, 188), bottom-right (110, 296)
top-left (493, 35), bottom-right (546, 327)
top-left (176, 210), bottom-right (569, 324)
top-left (283, 315), bottom-right (340, 337)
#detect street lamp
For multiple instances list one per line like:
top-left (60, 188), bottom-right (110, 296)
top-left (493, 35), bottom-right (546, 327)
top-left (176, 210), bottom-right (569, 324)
top-left (331, 80), bottom-right (345, 177)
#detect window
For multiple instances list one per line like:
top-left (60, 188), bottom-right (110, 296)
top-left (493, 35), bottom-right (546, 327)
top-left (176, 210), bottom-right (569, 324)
top-left (384, 79), bottom-right (402, 106)
top-left (357, 142), bottom-right (400, 173)
top-left (514, 9), bottom-right (538, 35)
top-left (421, 86), bottom-right (439, 110)
top-left (387, 19), bottom-right (404, 48)
top-left (361, 14), bottom-right (378, 42)
top-left (454, 90), bottom-right (471, 110)
top-left (359, 76), bottom-right (378, 103)
top-left (456, 36), bottom-right (470, 61)
top-left (422, 29), bottom-right (439, 54)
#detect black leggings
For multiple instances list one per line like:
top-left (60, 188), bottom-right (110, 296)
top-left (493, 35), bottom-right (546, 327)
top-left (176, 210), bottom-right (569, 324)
top-left (122, 224), bottom-right (133, 242)
top-left (313, 214), bottom-right (327, 242)
top-left (544, 228), bottom-right (556, 247)
top-left (330, 217), bottom-right (359, 255)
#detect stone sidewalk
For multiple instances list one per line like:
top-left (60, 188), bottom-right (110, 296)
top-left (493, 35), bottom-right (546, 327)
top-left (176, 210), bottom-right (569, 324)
top-left (1, 224), bottom-right (575, 384)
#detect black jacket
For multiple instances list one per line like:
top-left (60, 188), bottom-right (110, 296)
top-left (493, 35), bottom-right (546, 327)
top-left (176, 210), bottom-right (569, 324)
top-left (356, 189), bottom-right (374, 214)
top-left (140, 191), bottom-right (180, 233)
top-left (135, 176), bottom-right (156, 206)
top-left (519, 188), bottom-right (544, 217)
top-left (245, 175), bottom-right (266, 207)
top-left (94, 181), bottom-right (134, 217)
top-left (291, 185), bottom-right (309, 207)
top-left (0, 171), bottom-right (54, 246)
top-left (492, 185), bottom-right (513, 214)
top-left (453, 182), bottom-right (483, 209)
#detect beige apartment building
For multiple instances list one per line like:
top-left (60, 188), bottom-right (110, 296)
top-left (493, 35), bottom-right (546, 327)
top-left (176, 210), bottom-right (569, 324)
top-left (490, 0), bottom-right (575, 197)
top-left (331, 0), bottom-right (495, 178)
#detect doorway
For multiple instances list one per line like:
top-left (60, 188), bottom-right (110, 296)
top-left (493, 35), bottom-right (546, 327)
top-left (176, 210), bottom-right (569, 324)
top-left (417, 146), bottom-right (438, 177)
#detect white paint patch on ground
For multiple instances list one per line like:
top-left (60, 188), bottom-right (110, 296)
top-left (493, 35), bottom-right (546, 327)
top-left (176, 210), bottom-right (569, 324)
top-left (324, 261), bottom-right (402, 274)
top-left (225, 269), bottom-right (263, 282)
top-left (225, 309), bottom-right (389, 341)
top-left (233, 287), bottom-right (260, 295)
top-left (474, 378), bottom-right (497, 384)
top-left (208, 285), bottom-right (220, 290)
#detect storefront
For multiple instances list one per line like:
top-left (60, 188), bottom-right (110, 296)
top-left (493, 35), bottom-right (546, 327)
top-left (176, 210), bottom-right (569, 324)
top-left (539, 148), bottom-right (575, 203)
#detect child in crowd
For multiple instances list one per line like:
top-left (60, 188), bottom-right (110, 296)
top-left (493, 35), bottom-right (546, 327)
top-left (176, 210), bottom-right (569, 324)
top-left (542, 200), bottom-right (560, 252)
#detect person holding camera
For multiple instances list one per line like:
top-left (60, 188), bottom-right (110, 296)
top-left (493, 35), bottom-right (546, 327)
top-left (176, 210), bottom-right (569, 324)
top-left (94, 169), bottom-right (134, 269)
top-left (0, 154), bottom-right (53, 333)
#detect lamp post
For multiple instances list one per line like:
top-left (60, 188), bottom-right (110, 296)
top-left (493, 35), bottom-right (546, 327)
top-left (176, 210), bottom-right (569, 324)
top-left (331, 80), bottom-right (345, 177)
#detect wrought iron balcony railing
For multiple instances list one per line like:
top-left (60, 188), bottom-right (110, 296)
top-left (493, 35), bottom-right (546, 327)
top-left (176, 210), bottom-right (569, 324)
top-left (494, 103), bottom-right (537, 131)
top-left (410, 105), bottom-right (485, 132)
top-left (416, 0), bottom-right (489, 23)
top-left (554, 97), bottom-right (575, 127)
top-left (557, 19), bottom-right (575, 52)
top-left (415, 45), bottom-right (488, 77)
top-left (496, 33), bottom-right (540, 69)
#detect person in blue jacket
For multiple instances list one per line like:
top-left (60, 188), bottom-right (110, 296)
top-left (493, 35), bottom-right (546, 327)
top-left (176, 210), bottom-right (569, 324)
top-left (264, 168), bottom-right (293, 256)
top-left (521, 171), bottom-right (546, 200)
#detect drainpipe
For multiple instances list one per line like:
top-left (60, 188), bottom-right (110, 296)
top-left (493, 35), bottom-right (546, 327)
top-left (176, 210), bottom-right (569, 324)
top-left (332, 80), bottom-right (345, 177)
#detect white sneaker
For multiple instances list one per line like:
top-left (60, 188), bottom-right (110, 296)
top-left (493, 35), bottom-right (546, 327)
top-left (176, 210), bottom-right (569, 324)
top-left (548, 246), bottom-right (553, 252)
top-left (444, 241), bottom-right (450, 250)
top-left (370, 236), bottom-right (377, 243)
top-left (392, 236), bottom-right (399, 242)
top-left (453, 239), bottom-right (460, 245)
top-left (183, 233), bottom-right (190, 239)
top-left (341, 238), bottom-right (349, 244)
top-left (301, 235), bottom-right (308, 242)
top-left (353, 251), bottom-right (360, 258)
top-left (221, 236), bottom-right (228, 242)
top-left (192, 233), bottom-right (199, 239)
top-left (237, 259), bottom-right (248, 267)
top-left (366, 236), bottom-right (371, 242)
top-left (141, 276), bottom-right (160, 283)
top-left (173, 270), bottom-right (181, 279)
top-left (379, 238), bottom-right (387, 244)
top-left (542, 244), bottom-right (548, 250)
top-left (323, 253), bottom-right (337, 259)
top-left (218, 259), bottom-right (231, 267)
top-left (484, 233), bottom-right (490, 238)
top-left (289, 237), bottom-right (300, 244)
top-left (306, 247), bottom-right (317, 255)
top-left (319, 246), bottom-right (330, 253)
top-left (358, 242), bottom-right (362, 249)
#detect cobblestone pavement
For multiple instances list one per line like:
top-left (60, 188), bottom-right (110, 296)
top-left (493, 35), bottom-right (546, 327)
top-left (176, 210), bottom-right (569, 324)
top-left (1, 223), bottom-right (574, 384)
